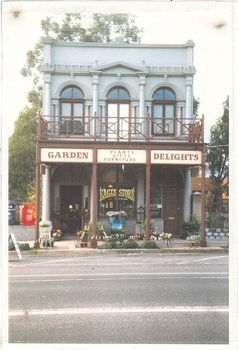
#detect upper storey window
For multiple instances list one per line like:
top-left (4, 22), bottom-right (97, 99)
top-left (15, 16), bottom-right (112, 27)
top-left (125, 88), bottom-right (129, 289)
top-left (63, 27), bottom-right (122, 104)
top-left (106, 87), bottom-right (131, 141)
top-left (60, 86), bottom-right (84, 134)
top-left (152, 88), bottom-right (176, 135)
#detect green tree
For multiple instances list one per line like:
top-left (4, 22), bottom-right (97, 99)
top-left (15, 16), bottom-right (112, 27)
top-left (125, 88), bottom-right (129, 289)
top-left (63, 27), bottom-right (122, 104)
top-left (9, 106), bottom-right (38, 202)
top-left (21, 13), bottom-right (143, 108)
top-left (206, 97), bottom-right (229, 211)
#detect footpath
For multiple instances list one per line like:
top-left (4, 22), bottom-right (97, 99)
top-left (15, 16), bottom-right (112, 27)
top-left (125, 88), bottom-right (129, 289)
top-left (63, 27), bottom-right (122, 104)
top-left (8, 225), bottom-right (229, 256)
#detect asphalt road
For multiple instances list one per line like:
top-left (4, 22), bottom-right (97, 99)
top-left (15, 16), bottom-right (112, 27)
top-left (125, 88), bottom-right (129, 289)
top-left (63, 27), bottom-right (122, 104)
top-left (8, 252), bottom-right (229, 345)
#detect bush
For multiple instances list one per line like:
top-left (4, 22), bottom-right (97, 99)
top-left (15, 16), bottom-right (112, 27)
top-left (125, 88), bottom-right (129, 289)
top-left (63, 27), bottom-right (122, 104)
top-left (8, 241), bottom-right (15, 251)
top-left (141, 241), bottom-right (158, 249)
top-left (99, 240), bottom-right (138, 249)
top-left (182, 214), bottom-right (200, 238)
top-left (9, 242), bottom-right (31, 251)
top-left (18, 243), bottom-right (30, 250)
top-left (99, 242), bottom-right (113, 249)
top-left (121, 240), bottom-right (138, 249)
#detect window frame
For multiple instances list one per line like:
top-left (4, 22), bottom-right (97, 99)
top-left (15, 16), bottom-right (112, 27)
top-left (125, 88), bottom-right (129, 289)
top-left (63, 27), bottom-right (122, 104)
top-left (152, 88), bottom-right (176, 136)
top-left (60, 86), bottom-right (85, 135)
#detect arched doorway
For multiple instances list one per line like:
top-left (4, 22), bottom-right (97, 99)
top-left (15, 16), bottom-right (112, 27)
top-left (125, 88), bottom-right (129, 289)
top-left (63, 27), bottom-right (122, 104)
top-left (51, 164), bottom-right (90, 233)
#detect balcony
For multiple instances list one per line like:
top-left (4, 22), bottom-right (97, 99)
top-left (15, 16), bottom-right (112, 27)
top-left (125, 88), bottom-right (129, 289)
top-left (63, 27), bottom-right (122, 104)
top-left (38, 114), bottom-right (204, 144)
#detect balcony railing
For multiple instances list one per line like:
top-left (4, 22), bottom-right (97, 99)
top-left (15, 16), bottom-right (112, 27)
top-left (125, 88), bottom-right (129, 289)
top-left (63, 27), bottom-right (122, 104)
top-left (38, 113), bottom-right (204, 143)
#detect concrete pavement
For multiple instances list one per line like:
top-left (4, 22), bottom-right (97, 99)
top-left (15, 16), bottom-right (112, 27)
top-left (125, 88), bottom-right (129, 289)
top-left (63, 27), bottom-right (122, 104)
top-left (8, 224), bottom-right (229, 256)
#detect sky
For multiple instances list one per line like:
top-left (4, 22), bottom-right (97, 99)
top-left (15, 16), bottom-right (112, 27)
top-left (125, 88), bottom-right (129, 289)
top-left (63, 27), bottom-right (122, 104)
top-left (1, 1), bottom-right (236, 142)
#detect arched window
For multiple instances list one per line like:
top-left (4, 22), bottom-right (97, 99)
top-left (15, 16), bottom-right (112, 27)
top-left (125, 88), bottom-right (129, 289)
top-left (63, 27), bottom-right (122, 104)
top-left (152, 88), bottom-right (176, 135)
top-left (60, 86), bottom-right (84, 134)
top-left (106, 87), bottom-right (130, 140)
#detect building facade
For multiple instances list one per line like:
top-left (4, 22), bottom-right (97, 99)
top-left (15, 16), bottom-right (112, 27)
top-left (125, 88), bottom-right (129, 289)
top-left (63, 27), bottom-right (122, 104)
top-left (35, 40), bottom-right (206, 244)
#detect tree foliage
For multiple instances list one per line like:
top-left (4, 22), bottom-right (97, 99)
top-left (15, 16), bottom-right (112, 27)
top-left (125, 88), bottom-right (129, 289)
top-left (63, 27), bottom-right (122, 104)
top-left (9, 106), bottom-right (38, 202)
top-left (206, 97), bottom-right (229, 211)
top-left (20, 13), bottom-right (143, 109)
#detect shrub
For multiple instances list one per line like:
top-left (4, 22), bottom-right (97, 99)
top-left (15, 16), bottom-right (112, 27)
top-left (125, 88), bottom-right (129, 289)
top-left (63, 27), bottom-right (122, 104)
top-left (99, 242), bottom-right (113, 249)
top-left (121, 240), bottom-right (138, 249)
top-left (8, 241), bottom-right (15, 251)
top-left (182, 214), bottom-right (200, 238)
top-left (141, 241), bottom-right (158, 249)
top-left (9, 242), bottom-right (31, 251)
top-left (18, 243), bottom-right (30, 250)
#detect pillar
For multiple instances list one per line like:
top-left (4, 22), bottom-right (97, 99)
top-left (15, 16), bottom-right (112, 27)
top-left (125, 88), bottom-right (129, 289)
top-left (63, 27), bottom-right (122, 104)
top-left (42, 165), bottom-right (51, 221)
top-left (183, 168), bottom-right (192, 222)
top-left (139, 76), bottom-right (145, 117)
top-left (185, 76), bottom-right (193, 120)
top-left (145, 150), bottom-right (151, 240)
top-left (92, 73), bottom-right (99, 115)
top-left (91, 149), bottom-right (98, 248)
top-left (44, 74), bottom-right (51, 116)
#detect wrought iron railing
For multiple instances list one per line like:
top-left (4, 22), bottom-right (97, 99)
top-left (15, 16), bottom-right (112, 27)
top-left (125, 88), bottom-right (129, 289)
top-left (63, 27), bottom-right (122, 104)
top-left (38, 113), bottom-right (204, 143)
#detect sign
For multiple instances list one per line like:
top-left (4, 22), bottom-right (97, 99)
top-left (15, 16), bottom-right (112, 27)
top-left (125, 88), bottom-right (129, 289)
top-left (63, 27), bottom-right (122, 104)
top-left (99, 187), bottom-right (135, 202)
top-left (151, 150), bottom-right (202, 165)
top-left (9, 233), bottom-right (22, 261)
top-left (98, 149), bottom-right (146, 163)
top-left (41, 148), bottom-right (93, 163)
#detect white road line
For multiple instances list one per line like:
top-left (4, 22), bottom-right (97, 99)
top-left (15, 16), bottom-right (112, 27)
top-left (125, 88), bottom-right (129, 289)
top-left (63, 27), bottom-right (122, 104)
top-left (9, 272), bottom-right (228, 278)
top-left (9, 306), bottom-right (229, 317)
top-left (193, 255), bottom-right (228, 262)
top-left (177, 255), bottom-right (228, 265)
top-left (9, 276), bottom-right (229, 283)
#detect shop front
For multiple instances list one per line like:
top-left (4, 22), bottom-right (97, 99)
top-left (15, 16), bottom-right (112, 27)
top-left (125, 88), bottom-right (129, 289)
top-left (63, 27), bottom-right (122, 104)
top-left (38, 146), bottom-right (202, 239)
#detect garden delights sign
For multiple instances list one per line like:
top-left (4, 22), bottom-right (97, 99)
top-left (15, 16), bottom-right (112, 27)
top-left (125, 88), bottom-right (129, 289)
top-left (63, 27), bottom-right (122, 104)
top-left (41, 148), bottom-right (93, 162)
top-left (151, 150), bottom-right (202, 165)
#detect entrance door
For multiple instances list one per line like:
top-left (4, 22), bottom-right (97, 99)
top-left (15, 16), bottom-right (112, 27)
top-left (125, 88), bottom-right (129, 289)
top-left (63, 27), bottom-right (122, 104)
top-left (60, 185), bottom-right (82, 233)
top-left (163, 188), bottom-right (181, 236)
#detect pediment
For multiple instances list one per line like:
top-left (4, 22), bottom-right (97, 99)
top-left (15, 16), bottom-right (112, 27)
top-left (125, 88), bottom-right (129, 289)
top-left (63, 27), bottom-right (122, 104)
top-left (91, 61), bottom-right (147, 74)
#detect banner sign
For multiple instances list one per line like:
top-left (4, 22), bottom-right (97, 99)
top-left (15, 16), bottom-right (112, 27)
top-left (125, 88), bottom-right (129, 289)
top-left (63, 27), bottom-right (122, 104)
top-left (41, 148), bottom-right (93, 163)
top-left (98, 149), bottom-right (146, 164)
top-left (151, 150), bottom-right (202, 165)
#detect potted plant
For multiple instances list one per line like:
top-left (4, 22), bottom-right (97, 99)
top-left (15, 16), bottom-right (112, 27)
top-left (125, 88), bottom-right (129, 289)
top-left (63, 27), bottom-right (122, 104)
top-left (186, 234), bottom-right (201, 246)
top-left (182, 215), bottom-right (200, 239)
top-left (52, 229), bottom-right (62, 240)
top-left (140, 219), bottom-right (156, 240)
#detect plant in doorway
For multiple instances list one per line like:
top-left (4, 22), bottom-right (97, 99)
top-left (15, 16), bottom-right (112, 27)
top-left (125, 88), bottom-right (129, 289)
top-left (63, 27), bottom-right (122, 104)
top-left (52, 229), bottom-right (62, 240)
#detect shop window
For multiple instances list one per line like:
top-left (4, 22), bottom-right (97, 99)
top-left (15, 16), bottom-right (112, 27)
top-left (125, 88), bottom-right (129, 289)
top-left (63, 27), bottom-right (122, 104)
top-left (152, 88), bottom-right (176, 135)
top-left (99, 185), bottom-right (135, 218)
top-left (60, 86), bottom-right (84, 134)
top-left (150, 185), bottom-right (162, 218)
top-left (98, 165), bottom-right (136, 217)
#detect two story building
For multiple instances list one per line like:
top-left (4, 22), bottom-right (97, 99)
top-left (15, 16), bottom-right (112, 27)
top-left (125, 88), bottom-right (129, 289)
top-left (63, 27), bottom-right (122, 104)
top-left (35, 39), bottom-right (206, 245)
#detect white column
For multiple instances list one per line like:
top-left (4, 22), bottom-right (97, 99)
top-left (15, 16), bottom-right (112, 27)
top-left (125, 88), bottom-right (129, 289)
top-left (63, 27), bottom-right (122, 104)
top-left (92, 74), bottom-right (99, 115)
top-left (183, 168), bottom-right (192, 221)
top-left (186, 76), bottom-right (193, 121)
top-left (138, 74), bottom-right (146, 117)
top-left (176, 103), bottom-right (183, 137)
top-left (42, 165), bottom-right (51, 221)
top-left (44, 74), bottom-right (51, 116)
